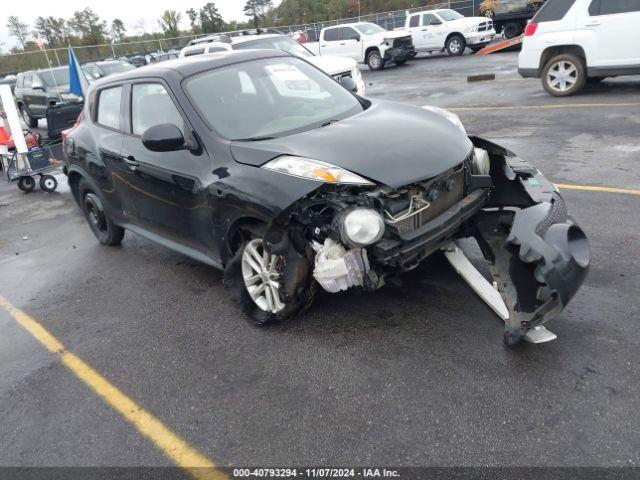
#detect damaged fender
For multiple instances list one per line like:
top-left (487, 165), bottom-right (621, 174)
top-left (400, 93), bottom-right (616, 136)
top-left (470, 136), bottom-right (590, 345)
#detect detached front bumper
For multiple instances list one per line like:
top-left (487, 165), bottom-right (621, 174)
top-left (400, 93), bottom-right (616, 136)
top-left (383, 47), bottom-right (417, 63)
top-left (470, 136), bottom-right (590, 345)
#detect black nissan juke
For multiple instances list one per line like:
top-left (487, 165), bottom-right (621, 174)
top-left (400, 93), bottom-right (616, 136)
top-left (64, 50), bottom-right (589, 345)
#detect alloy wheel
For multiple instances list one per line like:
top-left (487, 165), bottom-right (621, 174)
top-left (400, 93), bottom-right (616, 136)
top-left (241, 239), bottom-right (285, 314)
top-left (547, 61), bottom-right (578, 93)
top-left (369, 53), bottom-right (382, 69)
top-left (449, 39), bottom-right (462, 54)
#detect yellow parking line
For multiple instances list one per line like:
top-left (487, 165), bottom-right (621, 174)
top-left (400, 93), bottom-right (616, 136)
top-left (0, 295), bottom-right (226, 480)
top-left (556, 183), bottom-right (640, 196)
top-left (449, 102), bottom-right (640, 112)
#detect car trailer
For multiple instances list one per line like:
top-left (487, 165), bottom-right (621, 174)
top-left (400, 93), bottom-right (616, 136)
top-left (2, 141), bottom-right (64, 193)
top-left (492, 13), bottom-right (535, 39)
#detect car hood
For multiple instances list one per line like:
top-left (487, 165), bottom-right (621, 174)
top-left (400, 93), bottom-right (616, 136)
top-left (230, 101), bottom-right (473, 189)
top-left (307, 56), bottom-right (357, 75)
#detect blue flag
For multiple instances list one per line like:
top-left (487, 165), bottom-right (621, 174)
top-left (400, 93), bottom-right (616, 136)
top-left (68, 47), bottom-right (87, 97)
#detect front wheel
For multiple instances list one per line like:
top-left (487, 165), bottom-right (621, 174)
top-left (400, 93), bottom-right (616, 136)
top-left (79, 179), bottom-right (124, 246)
top-left (366, 50), bottom-right (385, 71)
top-left (224, 237), bottom-right (315, 326)
top-left (446, 35), bottom-right (466, 56)
top-left (17, 176), bottom-right (36, 193)
top-left (39, 175), bottom-right (58, 192)
top-left (542, 54), bottom-right (586, 97)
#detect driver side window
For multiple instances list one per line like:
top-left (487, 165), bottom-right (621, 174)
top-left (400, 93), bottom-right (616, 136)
top-left (131, 83), bottom-right (184, 136)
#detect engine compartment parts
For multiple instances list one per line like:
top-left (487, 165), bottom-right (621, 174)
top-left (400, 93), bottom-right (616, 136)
top-left (312, 239), bottom-right (370, 293)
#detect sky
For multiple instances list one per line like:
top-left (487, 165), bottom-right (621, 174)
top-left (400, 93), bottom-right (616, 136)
top-left (1, 0), bottom-right (282, 51)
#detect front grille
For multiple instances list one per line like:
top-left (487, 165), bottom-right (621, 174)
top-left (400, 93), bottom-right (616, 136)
top-left (478, 21), bottom-right (493, 32)
top-left (393, 37), bottom-right (414, 50)
top-left (383, 165), bottom-right (466, 237)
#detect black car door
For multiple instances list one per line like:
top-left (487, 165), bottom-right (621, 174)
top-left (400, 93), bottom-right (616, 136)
top-left (119, 80), bottom-right (214, 255)
top-left (90, 85), bottom-right (128, 219)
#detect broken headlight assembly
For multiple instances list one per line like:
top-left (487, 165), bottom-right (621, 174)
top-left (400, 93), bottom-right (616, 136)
top-left (339, 208), bottom-right (386, 247)
top-left (262, 156), bottom-right (374, 185)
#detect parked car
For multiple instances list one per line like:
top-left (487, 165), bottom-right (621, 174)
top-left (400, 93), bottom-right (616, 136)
top-left (83, 60), bottom-right (135, 81)
top-left (403, 9), bottom-right (496, 55)
top-left (151, 51), bottom-right (180, 63)
top-left (519, 0), bottom-right (640, 96)
top-left (180, 33), bottom-right (366, 95)
top-left (128, 55), bottom-right (148, 68)
top-left (479, 0), bottom-right (545, 18)
top-left (14, 67), bottom-right (81, 128)
top-left (305, 22), bottom-right (416, 70)
top-left (63, 51), bottom-right (589, 345)
top-left (0, 74), bottom-right (17, 93)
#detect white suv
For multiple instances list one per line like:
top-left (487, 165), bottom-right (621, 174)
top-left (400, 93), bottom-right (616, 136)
top-left (519, 0), bottom-right (640, 96)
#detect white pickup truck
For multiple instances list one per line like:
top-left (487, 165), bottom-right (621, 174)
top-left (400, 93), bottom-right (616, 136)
top-left (305, 22), bottom-right (417, 71)
top-left (403, 9), bottom-right (496, 56)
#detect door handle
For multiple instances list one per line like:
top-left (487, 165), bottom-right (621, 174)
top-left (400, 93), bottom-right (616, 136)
top-left (585, 20), bottom-right (601, 27)
top-left (339, 42), bottom-right (346, 46)
top-left (124, 156), bottom-right (139, 170)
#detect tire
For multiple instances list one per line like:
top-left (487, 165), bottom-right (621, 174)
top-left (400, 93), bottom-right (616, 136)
top-left (223, 236), bottom-right (315, 326)
top-left (541, 53), bottom-right (586, 97)
top-left (366, 50), bottom-right (385, 71)
top-left (39, 175), bottom-right (58, 192)
top-left (446, 35), bottom-right (466, 56)
top-left (484, 9), bottom-right (495, 18)
top-left (78, 179), bottom-right (124, 246)
top-left (503, 22), bottom-right (521, 39)
top-left (19, 104), bottom-right (38, 128)
top-left (17, 176), bottom-right (36, 193)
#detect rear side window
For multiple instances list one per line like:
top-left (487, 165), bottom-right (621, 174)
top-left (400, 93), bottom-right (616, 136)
top-left (409, 15), bottom-right (419, 27)
top-left (23, 74), bottom-right (33, 88)
top-left (589, 0), bottom-right (640, 15)
top-left (131, 83), bottom-right (184, 136)
top-left (342, 27), bottom-right (358, 39)
top-left (324, 28), bottom-right (341, 41)
top-left (16, 74), bottom-right (24, 89)
top-left (423, 13), bottom-right (439, 25)
top-left (185, 48), bottom-right (205, 57)
top-left (97, 86), bottom-right (122, 130)
top-left (533, 0), bottom-right (577, 21)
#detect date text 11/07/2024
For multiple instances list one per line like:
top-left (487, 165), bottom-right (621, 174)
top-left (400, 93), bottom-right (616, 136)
top-left (232, 468), bottom-right (401, 478)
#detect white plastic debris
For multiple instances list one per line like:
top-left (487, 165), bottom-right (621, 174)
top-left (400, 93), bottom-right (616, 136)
top-left (312, 238), bottom-right (369, 293)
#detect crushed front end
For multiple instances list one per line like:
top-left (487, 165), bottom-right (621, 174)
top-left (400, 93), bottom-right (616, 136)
top-left (265, 136), bottom-right (589, 345)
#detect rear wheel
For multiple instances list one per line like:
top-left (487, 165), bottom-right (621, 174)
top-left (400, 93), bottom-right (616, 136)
top-left (446, 35), bottom-right (466, 56)
top-left (79, 179), bottom-right (124, 246)
top-left (19, 104), bottom-right (38, 128)
top-left (542, 54), bottom-right (586, 97)
top-left (366, 50), bottom-right (385, 71)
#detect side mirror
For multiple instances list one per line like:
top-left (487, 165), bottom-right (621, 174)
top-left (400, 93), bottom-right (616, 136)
top-left (340, 77), bottom-right (358, 94)
top-left (351, 33), bottom-right (361, 41)
top-left (142, 123), bottom-right (185, 152)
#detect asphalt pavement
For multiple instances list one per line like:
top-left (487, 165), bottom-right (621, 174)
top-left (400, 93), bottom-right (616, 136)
top-left (1, 51), bottom-right (639, 472)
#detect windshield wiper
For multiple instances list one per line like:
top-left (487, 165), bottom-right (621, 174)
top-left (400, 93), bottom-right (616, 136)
top-left (234, 136), bottom-right (276, 142)
top-left (321, 120), bottom-right (340, 127)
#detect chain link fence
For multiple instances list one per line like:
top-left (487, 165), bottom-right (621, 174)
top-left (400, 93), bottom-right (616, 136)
top-left (0, 0), bottom-right (478, 75)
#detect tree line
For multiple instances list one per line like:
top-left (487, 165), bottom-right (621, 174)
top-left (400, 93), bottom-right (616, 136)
top-left (1, 0), bottom-right (441, 74)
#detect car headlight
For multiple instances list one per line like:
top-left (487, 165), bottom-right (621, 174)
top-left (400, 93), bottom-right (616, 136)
top-left (422, 105), bottom-right (466, 134)
top-left (464, 26), bottom-right (476, 33)
top-left (262, 156), bottom-right (374, 185)
top-left (341, 208), bottom-right (386, 247)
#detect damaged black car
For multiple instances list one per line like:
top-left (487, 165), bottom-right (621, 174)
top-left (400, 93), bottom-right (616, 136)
top-left (64, 50), bottom-right (589, 345)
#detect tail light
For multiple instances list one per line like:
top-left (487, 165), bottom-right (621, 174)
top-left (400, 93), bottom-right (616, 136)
top-left (62, 111), bottom-right (83, 162)
top-left (524, 23), bottom-right (539, 37)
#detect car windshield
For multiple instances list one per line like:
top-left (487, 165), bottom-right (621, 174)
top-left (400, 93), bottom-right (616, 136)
top-left (39, 68), bottom-right (69, 86)
top-left (185, 57), bottom-right (364, 141)
top-left (355, 23), bottom-right (386, 35)
top-left (99, 62), bottom-right (135, 75)
top-left (234, 36), bottom-right (314, 58)
top-left (437, 10), bottom-right (463, 21)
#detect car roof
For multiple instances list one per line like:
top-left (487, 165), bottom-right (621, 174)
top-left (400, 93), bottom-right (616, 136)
top-left (93, 49), bottom-right (290, 87)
